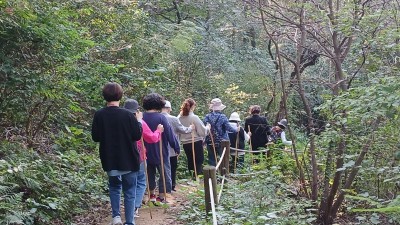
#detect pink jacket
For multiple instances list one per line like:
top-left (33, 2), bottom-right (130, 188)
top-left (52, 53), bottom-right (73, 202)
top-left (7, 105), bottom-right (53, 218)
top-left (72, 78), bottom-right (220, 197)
top-left (137, 120), bottom-right (161, 162)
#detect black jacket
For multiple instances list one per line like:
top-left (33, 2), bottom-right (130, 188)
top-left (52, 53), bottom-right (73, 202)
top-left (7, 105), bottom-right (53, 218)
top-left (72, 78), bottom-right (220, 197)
top-left (92, 106), bottom-right (142, 172)
top-left (244, 115), bottom-right (271, 149)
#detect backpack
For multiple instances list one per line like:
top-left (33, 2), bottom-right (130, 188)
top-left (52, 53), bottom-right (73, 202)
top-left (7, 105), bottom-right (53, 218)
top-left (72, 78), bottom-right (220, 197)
top-left (205, 114), bottom-right (222, 145)
top-left (269, 126), bottom-right (282, 143)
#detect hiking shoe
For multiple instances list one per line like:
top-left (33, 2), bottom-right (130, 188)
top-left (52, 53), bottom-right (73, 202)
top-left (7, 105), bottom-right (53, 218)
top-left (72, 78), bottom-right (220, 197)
top-left (156, 196), bottom-right (165, 204)
top-left (134, 208), bottom-right (139, 218)
top-left (150, 194), bottom-right (156, 202)
top-left (111, 216), bottom-right (122, 225)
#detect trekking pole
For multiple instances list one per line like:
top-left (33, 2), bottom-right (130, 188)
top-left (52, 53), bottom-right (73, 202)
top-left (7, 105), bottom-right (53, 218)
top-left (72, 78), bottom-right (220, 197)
top-left (248, 125), bottom-right (253, 166)
top-left (191, 124), bottom-right (198, 181)
top-left (141, 138), bottom-right (153, 219)
top-left (159, 138), bottom-right (167, 202)
top-left (209, 126), bottom-right (218, 167)
top-left (234, 125), bottom-right (239, 173)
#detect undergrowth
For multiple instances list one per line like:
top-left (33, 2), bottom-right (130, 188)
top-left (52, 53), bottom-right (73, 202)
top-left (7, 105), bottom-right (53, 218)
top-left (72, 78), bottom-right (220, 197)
top-left (0, 140), bottom-right (107, 225)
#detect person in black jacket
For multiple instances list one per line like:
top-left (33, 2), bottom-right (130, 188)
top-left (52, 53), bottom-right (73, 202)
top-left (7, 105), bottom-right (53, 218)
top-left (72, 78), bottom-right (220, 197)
top-left (244, 105), bottom-right (271, 161)
top-left (91, 82), bottom-right (142, 225)
top-left (228, 112), bottom-right (250, 172)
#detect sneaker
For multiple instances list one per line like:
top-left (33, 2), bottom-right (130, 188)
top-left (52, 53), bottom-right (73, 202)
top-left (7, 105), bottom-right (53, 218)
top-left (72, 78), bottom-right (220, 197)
top-left (111, 216), bottom-right (122, 225)
top-left (156, 196), bottom-right (165, 203)
top-left (172, 185), bottom-right (176, 191)
top-left (150, 194), bottom-right (156, 202)
top-left (134, 208), bottom-right (139, 218)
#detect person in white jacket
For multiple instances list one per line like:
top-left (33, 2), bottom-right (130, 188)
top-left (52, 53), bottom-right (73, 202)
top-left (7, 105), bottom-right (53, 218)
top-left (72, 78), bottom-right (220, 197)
top-left (161, 100), bottom-right (193, 191)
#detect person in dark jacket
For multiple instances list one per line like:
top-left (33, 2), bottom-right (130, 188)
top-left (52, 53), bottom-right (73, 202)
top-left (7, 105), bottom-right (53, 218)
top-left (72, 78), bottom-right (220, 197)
top-left (244, 105), bottom-right (271, 161)
top-left (204, 98), bottom-right (238, 166)
top-left (228, 112), bottom-right (250, 172)
top-left (91, 82), bottom-right (142, 225)
top-left (142, 93), bottom-right (180, 203)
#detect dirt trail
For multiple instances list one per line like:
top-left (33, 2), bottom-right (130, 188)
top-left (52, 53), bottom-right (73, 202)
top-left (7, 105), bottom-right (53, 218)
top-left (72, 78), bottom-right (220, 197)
top-left (111, 184), bottom-right (192, 225)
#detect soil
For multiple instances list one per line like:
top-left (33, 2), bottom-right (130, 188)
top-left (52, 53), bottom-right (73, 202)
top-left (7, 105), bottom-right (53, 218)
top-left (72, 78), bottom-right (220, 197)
top-left (72, 183), bottom-right (194, 225)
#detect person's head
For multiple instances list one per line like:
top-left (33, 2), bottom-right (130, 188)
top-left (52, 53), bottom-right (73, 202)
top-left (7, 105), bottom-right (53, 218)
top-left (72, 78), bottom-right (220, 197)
top-left (102, 82), bottom-right (123, 102)
top-left (229, 112), bottom-right (241, 124)
top-left (162, 100), bottom-right (172, 114)
top-left (277, 119), bottom-right (288, 130)
top-left (209, 98), bottom-right (226, 112)
top-left (142, 93), bottom-right (165, 111)
top-left (250, 105), bottom-right (261, 115)
top-left (124, 99), bottom-right (139, 115)
top-left (180, 98), bottom-right (196, 116)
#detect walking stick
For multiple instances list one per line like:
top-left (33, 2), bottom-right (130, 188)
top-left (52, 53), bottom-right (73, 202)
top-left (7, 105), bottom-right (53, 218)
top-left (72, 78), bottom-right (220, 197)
top-left (234, 125), bottom-right (239, 173)
top-left (191, 125), bottom-right (198, 181)
top-left (141, 138), bottom-right (153, 219)
top-left (248, 125), bottom-right (253, 165)
top-left (159, 138), bottom-right (167, 202)
top-left (209, 126), bottom-right (218, 166)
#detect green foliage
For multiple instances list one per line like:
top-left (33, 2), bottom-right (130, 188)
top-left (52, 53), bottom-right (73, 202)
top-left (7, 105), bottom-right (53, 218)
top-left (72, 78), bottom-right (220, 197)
top-left (0, 142), bottom-right (106, 224)
top-left (178, 170), bottom-right (314, 225)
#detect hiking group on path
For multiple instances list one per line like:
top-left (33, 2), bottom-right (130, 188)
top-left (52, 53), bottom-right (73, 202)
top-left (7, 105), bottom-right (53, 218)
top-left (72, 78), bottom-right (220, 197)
top-left (91, 82), bottom-right (293, 225)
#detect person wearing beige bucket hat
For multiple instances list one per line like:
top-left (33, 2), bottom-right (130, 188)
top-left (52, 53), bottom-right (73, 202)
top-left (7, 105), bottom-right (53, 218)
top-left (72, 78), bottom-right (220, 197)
top-left (204, 98), bottom-right (239, 166)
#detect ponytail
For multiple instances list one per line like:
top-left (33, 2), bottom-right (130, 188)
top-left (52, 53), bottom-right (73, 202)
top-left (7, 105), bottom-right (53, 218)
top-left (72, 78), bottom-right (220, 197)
top-left (180, 98), bottom-right (196, 116)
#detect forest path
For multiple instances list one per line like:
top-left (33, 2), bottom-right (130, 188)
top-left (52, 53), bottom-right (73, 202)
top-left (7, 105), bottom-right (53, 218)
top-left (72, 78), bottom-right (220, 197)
top-left (73, 183), bottom-right (194, 225)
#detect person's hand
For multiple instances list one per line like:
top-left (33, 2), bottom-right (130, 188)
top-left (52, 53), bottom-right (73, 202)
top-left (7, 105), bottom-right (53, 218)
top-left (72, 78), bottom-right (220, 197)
top-left (136, 110), bottom-right (143, 121)
top-left (157, 124), bottom-right (164, 132)
top-left (248, 131), bottom-right (252, 136)
top-left (206, 123), bottom-right (211, 129)
top-left (190, 124), bottom-right (195, 130)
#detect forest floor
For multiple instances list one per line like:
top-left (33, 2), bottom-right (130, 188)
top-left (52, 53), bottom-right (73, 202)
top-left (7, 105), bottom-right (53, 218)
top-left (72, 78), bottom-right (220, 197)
top-left (73, 183), bottom-right (194, 225)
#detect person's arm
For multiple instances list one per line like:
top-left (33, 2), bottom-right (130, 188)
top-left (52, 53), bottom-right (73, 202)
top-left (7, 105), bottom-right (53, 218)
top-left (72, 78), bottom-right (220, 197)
top-left (142, 121), bottom-right (162, 144)
top-left (244, 119), bottom-right (249, 133)
top-left (172, 116), bottom-right (192, 134)
top-left (129, 113), bottom-right (142, 141)
top-left (195, 115), bottom-right (209, 137)
top-left (223, 115), bottom-right (237, 133)
top-left (281, 131), bottom-right (292, 145)
top-left (264, 117), bottom-right (272, 135)
top-left (163, 118), bottom-right (180, 154)
top-left (243, 127), bottom-right (250, 142)
top-left (91, 112), bottom-right (100, 142)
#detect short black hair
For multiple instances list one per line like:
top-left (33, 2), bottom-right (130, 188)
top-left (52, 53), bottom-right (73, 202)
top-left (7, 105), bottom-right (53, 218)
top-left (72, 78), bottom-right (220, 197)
top-left (102, 82), bottom-right (123, 102)
top-left (142, 93), bottom-right (165, 111)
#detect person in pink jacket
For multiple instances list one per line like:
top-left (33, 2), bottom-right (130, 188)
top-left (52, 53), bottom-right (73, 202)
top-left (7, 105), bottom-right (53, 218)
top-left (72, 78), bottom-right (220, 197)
top-left (124, 99), bottom-right (164, 217)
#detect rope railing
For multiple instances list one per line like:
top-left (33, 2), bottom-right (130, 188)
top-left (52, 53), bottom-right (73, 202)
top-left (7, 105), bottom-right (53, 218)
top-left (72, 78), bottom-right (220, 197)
top-left (230, 147), bottom-right (269, 153)
top-left (215, 147), bottom-right (227, 170)
top-left (217, 175), bottom-right (226, 203)
top-left (209, 178), bottom-right (218, 225)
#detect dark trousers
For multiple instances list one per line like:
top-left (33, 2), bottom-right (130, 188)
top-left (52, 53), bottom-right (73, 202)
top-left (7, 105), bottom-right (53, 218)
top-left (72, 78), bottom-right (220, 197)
top-left (170, 156), bottom-right (178, 188)
top-left (183, 140), bottom-right (204, 175)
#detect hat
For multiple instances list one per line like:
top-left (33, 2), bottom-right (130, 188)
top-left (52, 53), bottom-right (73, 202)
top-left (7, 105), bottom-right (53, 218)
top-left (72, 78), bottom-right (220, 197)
top-left (229, 112), bottom-right (241, 121)
top-left (209, 98), bottom-right (226, 111)
top-left (124, 99), bottom-right (139, 113)
top-left (164, 100), bottom-right (172, 110)
top-left (277, 119), bottom-right (288, 129)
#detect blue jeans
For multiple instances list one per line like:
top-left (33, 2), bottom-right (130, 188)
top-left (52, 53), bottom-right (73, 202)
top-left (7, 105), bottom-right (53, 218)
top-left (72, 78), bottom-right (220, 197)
top-left (207, 144), bottom-right (222, 166)
top-left (109, 171), bottom-right (138, 225)
top-left (135, 162), bottom-right (146, 208)
top-left (147, 158), bottom-right (172, 194)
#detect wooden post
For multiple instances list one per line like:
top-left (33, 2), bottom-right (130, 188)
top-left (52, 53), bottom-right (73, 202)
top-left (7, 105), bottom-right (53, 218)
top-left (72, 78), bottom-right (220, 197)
top-left (204, 165), bottom-right (217, 213)
top-left (219, 140), bottom-right (230, 176)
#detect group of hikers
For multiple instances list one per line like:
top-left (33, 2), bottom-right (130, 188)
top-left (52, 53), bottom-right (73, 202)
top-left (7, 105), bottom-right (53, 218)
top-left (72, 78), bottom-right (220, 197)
top-left (91, 82), bottom-right (293, 225)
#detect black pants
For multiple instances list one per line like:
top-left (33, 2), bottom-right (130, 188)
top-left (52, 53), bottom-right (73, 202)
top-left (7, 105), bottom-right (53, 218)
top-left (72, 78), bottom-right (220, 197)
top-left (183, 140), bottom-right (204, 175)
top-left (170, 156), bottom-right (178, 188)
